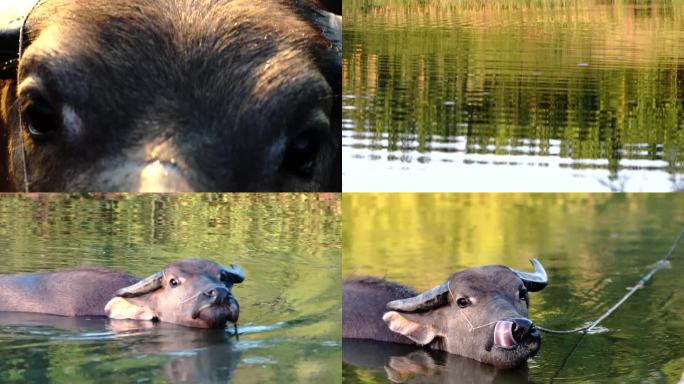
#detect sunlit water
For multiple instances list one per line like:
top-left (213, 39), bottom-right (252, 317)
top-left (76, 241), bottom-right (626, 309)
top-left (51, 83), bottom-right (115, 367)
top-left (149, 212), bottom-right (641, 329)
top-left (343, 1), bottom-right (684, 192)
top-left (0, 194), bottom-right (341, 383)
top-left (342, 193), bottom-right (684, 383)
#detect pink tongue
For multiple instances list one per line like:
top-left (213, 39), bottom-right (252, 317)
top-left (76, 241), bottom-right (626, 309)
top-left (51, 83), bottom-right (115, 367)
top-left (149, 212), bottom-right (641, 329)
top-left (494, 321), bottom-right (516, 348)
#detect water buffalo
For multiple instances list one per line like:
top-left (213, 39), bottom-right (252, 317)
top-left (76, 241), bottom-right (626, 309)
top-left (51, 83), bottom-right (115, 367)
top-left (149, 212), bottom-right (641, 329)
top-left (342, 259), bottom-right (548, 369)
top-left (0, 258), bottom-right (245, 328)
top-left (0, 0), bottom-right (341, 192)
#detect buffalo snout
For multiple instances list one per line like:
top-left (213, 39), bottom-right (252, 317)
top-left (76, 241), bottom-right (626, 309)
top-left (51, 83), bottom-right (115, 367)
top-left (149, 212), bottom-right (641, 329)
top-left (138, 160), bottom-right (193, 192)
top-left (191, 285), bottom-right (240, 327)
top-left (511, 318), bottom-right (539, 345)
top-left (493, 318), bottom-right (540, 350)
top-left (203, 286), bottom-right (229, 301)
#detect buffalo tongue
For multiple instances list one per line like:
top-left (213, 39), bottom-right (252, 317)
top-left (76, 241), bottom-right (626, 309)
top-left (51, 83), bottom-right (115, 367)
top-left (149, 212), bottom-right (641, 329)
top-left (494, 321), bottom-right (516, 348)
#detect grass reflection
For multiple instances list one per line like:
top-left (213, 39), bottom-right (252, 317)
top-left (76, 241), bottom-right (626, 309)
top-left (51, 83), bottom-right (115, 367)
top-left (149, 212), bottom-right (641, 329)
top-left (344, 0), bottom-right (684, 184)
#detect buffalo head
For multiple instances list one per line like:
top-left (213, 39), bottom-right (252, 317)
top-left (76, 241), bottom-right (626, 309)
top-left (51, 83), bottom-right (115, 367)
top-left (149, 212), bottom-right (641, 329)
top-left (0, 0), bottom-right (341, 192)
top-left (382, 259), bottom-right (548, 369)
top-left (105, 259), bottom-right (245, 328)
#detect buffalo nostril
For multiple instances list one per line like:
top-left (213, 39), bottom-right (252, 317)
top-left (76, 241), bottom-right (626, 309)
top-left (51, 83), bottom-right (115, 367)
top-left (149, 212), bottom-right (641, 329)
top-left (204, 287), bottom-right (230, 304)
top-left (511, 318), bottom-right (534, 342)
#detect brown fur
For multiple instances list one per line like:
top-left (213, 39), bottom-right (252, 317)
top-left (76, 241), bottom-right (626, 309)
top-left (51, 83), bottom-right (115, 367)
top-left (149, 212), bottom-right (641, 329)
top-left (1, 0), bottom-right (341, 191)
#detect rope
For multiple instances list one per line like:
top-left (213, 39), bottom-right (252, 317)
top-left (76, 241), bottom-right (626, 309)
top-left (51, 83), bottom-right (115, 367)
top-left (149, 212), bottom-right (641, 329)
top-left (16, 0), bottom-right (45, 193)
top-left (541, 226), bottom-right (684, 383)
top-left (537, 225), bottom-right (684, 335)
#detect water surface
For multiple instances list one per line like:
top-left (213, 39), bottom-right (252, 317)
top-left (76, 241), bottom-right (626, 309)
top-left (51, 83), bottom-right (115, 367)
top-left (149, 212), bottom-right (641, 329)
top-left (0, 193), bottom-right (341, 383)
top-left (343, 193), bottom-right (684, 383)
top-left (343, 0), bottom-right (684, 191)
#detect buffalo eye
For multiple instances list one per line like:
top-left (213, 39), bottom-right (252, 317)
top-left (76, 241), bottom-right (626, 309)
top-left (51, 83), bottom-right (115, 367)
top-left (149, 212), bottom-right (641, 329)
top-left (456, 297), bottom-right (471, 308)
top-left (519, 289), bottom-right (529, 304)
top-left (20, 93), bottom-right (61, 140)
top-left (169, 278), bottom-right (179, 288)
top-left (283, 129), bottom-right (321, 178)
top-left (283, 107), bottom-right (330, 179)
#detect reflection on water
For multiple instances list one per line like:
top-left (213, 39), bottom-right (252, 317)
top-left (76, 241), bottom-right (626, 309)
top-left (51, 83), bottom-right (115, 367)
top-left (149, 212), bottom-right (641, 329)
top-left (0, 313), bottom-right (240, 383)
top-left (343, 0), bottom-right (684, 191)
top-left (342, 193), bottom-right (684, 383)
top-left (0, 194), bottom-right (341, 383)
top-left (343, 339), bottom-right (528, 384)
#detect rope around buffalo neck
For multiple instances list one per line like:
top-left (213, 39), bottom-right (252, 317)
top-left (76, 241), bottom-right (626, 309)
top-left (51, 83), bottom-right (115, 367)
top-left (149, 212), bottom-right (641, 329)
top-left (537, 225), bottom-right (684, 335)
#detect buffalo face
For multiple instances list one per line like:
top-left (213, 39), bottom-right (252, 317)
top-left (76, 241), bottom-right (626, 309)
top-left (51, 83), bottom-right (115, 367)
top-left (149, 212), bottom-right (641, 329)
top-left (0, 0), bottom-right (341, 192)
top-left (382, 259), bottom-right (547, 369)
top-left (105, 259), bottom-right (245, 329)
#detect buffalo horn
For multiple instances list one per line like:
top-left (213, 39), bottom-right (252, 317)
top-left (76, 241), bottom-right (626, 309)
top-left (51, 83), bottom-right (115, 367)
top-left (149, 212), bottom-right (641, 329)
top-left (386, 282), bottom-right (450, 313)
top-left (300, 1), bottom-right (341, 61)
top-left (222, 263), bottom-right (245, 284)
top-left (115, 271), bottom-right (164, 298)
top-left (510, 258), bottom-right (548, 292)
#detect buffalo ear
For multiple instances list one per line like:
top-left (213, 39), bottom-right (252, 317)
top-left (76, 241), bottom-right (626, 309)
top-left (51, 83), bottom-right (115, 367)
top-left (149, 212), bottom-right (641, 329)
top-left (383, 311), bottom-right (439, 346)
top-left (104, 297), bottom-right (156, 321)
top-left (385, 351), bottom-right (439, 383)
top-left (0, 0), bottom-right (40, 79)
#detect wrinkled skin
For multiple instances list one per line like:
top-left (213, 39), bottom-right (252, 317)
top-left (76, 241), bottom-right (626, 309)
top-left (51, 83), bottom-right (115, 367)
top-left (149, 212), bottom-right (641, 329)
top-left (0, 259), bottom-right (243, 329)
top-left (0, 0), bottom-right (341, 191)
top-left (343, 266), bottom-right (542, 369)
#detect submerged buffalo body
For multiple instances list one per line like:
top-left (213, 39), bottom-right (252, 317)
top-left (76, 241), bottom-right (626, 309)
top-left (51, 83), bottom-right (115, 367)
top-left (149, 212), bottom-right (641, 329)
top-left (0, 0), bottom-right (341, 191)
top-left (0, 259), bottom-right (245, 328)
top-left (342, 259), bottom-right (549, 369)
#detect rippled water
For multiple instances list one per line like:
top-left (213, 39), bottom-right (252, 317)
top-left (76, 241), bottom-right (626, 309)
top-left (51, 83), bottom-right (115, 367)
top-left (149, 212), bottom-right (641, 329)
top-left (342, 193), bottom-right (684, 383)
top-left (343, 0), bottom-right (684, 191)
top-left (0, 194), bottom-right (341, 383)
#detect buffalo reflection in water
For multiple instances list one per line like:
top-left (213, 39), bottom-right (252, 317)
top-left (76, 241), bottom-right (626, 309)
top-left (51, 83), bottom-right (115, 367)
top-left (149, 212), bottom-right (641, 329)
top-left (343, 339), bottom-right (530, 384)
top-left (0, 312), bottom-right (239, 383)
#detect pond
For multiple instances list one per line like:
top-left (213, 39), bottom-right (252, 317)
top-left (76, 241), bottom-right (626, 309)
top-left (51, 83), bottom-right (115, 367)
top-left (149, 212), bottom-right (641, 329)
top-left (343, 0), bottom-right (684, 192)
top-left (0, 193), bottom-right (341, 383)
top-left (342, 193), bottom-right (684, 383)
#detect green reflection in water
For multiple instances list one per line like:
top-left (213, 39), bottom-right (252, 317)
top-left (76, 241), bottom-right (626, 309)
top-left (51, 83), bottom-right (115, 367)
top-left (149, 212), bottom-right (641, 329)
top-left (0, 193), bottom-right (341, 384)
top-left (343, 0), bottom-right (684, 191)
top-left (343, 193), bottom-right (684, 383)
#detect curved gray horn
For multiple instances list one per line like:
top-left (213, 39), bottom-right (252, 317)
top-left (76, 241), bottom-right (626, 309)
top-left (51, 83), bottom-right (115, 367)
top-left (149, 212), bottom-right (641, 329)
top-left (115, 271), bottom-right (163, 298)
top-left (386, 282), bottom-right (450, 313)
top-left (315, 9), bottom-right (341, 58)
top-left (510, 259), bottom-right (548, 292)
top-left (222, 264), bottom-right (245, 284)
top-left (301, 2), bottom-right (341, 61)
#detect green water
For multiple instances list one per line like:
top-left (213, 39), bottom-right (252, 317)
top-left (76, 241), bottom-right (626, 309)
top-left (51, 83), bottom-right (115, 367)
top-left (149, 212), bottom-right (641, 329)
top-left (342, 193), bottom-right (684, 383)
top-left (0, 193), bottom-right (341, 383)
top-left (343, 0), bottom-right (684, 191)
